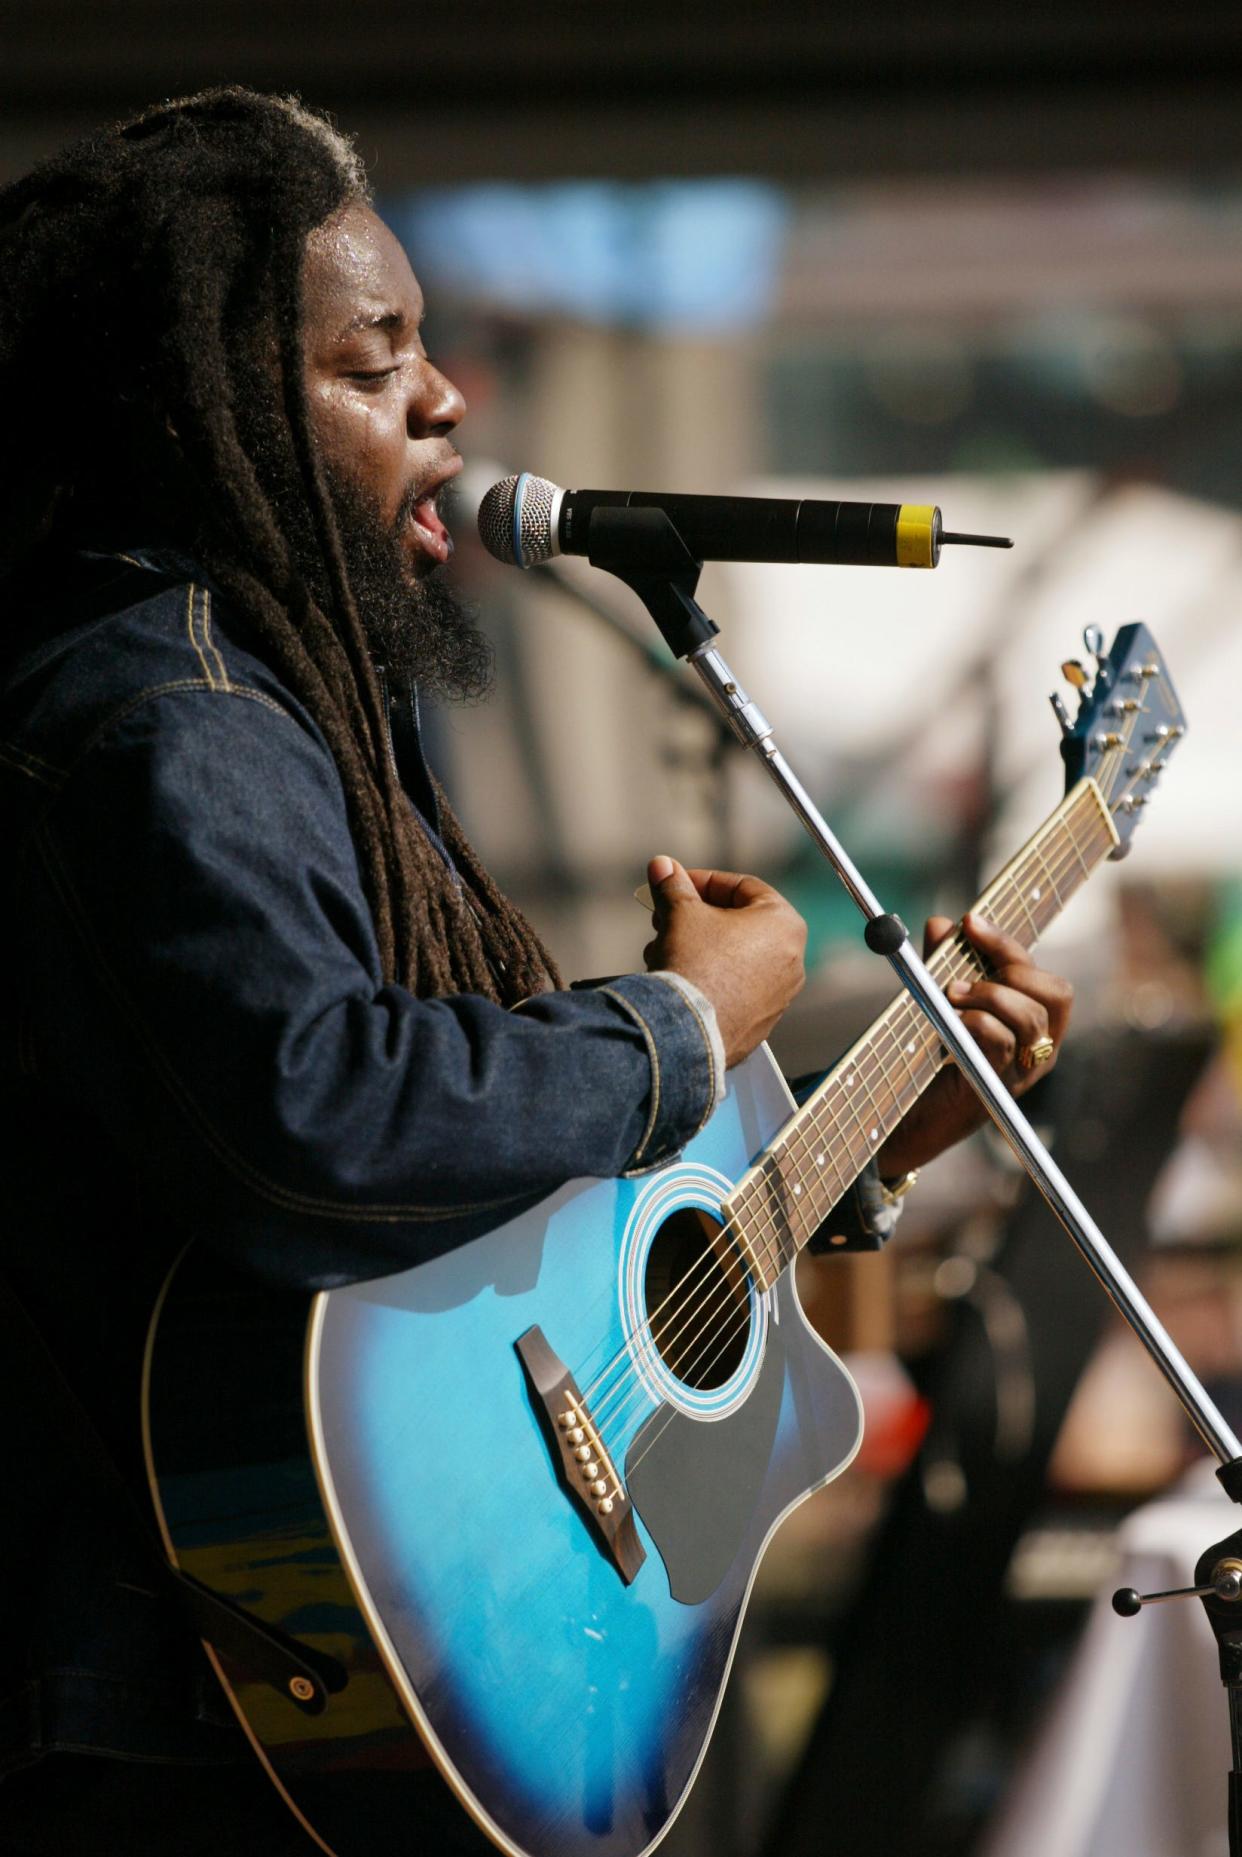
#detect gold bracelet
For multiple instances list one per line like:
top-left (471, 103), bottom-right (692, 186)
top-left (878, 1169), bottom-right (920, 1206)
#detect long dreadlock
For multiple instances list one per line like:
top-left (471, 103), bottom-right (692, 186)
top-left (0, 85), bottom-right (559, 1004)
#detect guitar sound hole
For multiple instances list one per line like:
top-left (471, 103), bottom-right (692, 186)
top-left (643, 1208), bottom-right (751, 1391)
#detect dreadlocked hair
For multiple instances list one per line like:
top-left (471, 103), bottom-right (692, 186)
top-left (0, 84), bottom-right (559, 1004)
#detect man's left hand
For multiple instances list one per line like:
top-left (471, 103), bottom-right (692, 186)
top-left (873, 912), bottom-right (1074, 1182)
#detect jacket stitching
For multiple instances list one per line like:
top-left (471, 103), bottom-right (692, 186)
top-left (61, 681), bottom-right (296, 787)
top-left (666, 984), bottom-right (716, 1143)
top-left (599, 985), bottom-right (662, 1164)
top-left (34, 821), bottom-right (527, 1225)
top-left (186, 584), bottom-right (216, 690)
top-left (0, 736), bottom-right (63, 775)
top-left (200, 587), bottom-right (230, 691)
top-left (0, 740), bottom-right (65, 791)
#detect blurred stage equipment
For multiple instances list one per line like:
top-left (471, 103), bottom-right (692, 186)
top-left (478, 471), bottom-right (1012, 571)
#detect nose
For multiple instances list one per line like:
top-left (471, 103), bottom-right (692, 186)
top-left (410, 360), bottom-right (466, 439)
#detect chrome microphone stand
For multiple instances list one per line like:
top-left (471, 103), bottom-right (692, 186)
top-left (583, 502), bottom-right (1242, 1854)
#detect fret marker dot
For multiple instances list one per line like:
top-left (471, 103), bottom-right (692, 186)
top-left (906, 1041), bottom-right (916, 1054)
top-left (870, 1127), bottom-right (879, 1142)
top-left (845, 1072), bottom-right (855, 1086)
top-left (1031, 887), bottom-right (1041, 901)
top-left (816, 1153), bottom-right (825, 1166)
top-left (793, 1183), bottom-right (802, 1197)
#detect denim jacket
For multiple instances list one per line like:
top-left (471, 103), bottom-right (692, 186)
top-left (0, 544), bottom-right (889, 1765)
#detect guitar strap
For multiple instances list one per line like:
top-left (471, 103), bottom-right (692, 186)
top-left (0, 1271), bottom-right (346, 1765)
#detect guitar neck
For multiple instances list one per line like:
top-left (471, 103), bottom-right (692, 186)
top-left (722, 778), bottom-right (1121, 1288)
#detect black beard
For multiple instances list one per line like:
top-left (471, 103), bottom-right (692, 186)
top-left (321, 467), bottom-right (494, 703)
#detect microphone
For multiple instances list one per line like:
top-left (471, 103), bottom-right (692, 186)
top-left (477, 472), bottom-right (1012, 572)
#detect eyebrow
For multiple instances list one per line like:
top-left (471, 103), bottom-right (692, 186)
top-left (337, 306), bottom-right (425, 341)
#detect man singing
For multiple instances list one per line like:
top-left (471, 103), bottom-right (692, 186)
top-left (0, 89), bottom-right (1070, 1853)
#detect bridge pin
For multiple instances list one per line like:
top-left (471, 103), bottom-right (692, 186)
top-left (598, 1499), bottom-right (615, 1516)
top-left (575, 1444), bottom-right (592, 1462)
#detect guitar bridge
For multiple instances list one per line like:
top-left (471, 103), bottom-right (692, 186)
top-left (515, 1325), bottom-right (646, 1584)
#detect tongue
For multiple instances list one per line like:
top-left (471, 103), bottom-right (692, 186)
top-left (412, 496), bottom-right (452, 563)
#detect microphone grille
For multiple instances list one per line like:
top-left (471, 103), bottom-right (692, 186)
top-left (477, 472), bottom-right (559, 568)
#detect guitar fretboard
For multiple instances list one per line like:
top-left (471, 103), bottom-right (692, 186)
top-left (722, 778), bottom-right (1119, 1290)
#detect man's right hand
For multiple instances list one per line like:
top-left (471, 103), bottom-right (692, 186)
top-left (643, 855), bottom-right (807, 1069)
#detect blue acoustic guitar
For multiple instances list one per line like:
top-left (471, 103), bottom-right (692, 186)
top-left (143, 624), bottom-right (1182, 1857)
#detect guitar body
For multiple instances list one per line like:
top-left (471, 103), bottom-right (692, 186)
top-left (143, 1043), bottom-right (864, 1857)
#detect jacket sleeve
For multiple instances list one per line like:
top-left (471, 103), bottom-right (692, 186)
top-left (23, 682), bottom-right (719, 1286)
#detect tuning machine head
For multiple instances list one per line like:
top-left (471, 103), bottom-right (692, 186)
top-left (1083, 623), bottom-right (1112, 692)
top-left (1049, 691), bottom-right (1073, 738)
top-left (1052, 652), bottom-right (1092, 736)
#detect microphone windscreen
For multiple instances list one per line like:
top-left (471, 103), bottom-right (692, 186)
top-left (477, 472), bottom-right (561, 568)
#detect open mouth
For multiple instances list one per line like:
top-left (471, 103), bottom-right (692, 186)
top-left (405, 458), bottom-right (463, 568)
top-left (409, 493), bottom-right (452, 565)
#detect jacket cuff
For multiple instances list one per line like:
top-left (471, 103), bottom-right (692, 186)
top-left (807, 1162), bottom-right (905, 1254)
top-left (596, 973), bottom-right (720, 1174)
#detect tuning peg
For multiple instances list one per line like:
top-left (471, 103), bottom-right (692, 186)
top-left (1083, 624), bottom-right (1105, 657)
top-left (1049, 692), bottom-right (1073, 737)
top-left (1061, 658), bottom-right (1090, 690)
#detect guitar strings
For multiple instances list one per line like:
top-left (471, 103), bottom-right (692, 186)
top-left (583, 809), bottom-right (1109, 1457)
top-left (622, 814), bottom-right (1135, 1478)
top-left (579, 803), bottom-right (1110, 1455)
top-left (612, 731), bottom-right (1155, 1469)
top-left (588, 828), bottom-right (1100, 1460)
top-left (579, 813), bottom-right (1110, 1460)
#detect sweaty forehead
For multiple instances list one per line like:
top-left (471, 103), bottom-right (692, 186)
top-left (302, 202), bottom-right (424, 345)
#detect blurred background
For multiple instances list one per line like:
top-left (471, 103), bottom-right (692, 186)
top-left (10, 6), bottom-right (1242, 1852)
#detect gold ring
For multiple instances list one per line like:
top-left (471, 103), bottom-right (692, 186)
top-left (1019, 1035), bottom-right (1056, 1071)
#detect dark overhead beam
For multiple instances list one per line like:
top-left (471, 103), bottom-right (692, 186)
top-left (1, 4), bottom-right (1241, 185)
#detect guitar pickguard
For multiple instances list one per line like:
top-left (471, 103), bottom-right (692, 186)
top-left (625, 1271), bottom-right (864, 1604)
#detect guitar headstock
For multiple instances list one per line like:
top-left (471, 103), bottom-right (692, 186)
top-left (1054, 622), bottom-right (1186, 861)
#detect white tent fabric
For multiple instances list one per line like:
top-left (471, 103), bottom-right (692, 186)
top-left (712, 472), bottom-right (1242, 887)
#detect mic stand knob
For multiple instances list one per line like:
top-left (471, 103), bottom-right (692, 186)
top-left (1112, 1558), bottom-right (1242, 1616)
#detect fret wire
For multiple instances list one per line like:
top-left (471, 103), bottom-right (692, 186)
top-left (734, 1179), bottom-right (790, 1275)
top-left (798, 1097), bottom-right (866, 1211)
top-left (781, 1119), bottom-right (845, 1231)
top-left (854, 1037), bottom-right (908, 1146)
top-left (726, 785), bottom-right (1116, 1249)
top-left (795, 1100), bottom-right (857, 1204)
top-left (820, 1068), bottom-right (882, 1184)
top-left (1010, 871), bottom-right (1040, 940)
top-left (751, 1172), bottom-right (803, 1278)
top-left (1033, 837), bottom-right (1064, 907)
top-left (730, 1211), bottom-right (777, 1289)
top-left (734, 1203), bottom-right (783, 1293)
top-left (814, 1075), bottom-right (894, 1174)
top-left (1064, 797), bottom-right (1091, 875)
